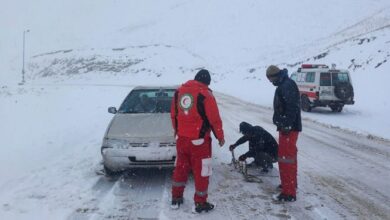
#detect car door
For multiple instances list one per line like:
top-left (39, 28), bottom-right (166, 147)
top-left (319, 72), bottom-right (334, 100)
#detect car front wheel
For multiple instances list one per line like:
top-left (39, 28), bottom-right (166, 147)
top-left (301, 95), bottom-right (312, 112)
top-left (104, 165), bottom-right (120, 177)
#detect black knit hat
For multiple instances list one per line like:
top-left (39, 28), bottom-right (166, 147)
top-left (194, 69), bottom-right (211, 85)
top-left (239, 121), bottom-right (253, 134)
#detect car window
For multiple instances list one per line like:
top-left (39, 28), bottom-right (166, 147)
top-left (290, 73), bottom-right (297, 81)
top-left (296, 73), bottom-right (306, 82)
top-left (332, 72), bottom-right (350, 84)
top-left (118, 89), bottom-right (176, 113)
top-left (320, 72), bottom-right (331, 86)
top-left (305, 72), bottom-right (315, 83)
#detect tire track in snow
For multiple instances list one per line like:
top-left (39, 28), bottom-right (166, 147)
top-left (95, 168), bottom-right (171, 220)
top-left (216, 93), bottom-right (390, 219)
top-left (303, 126), bottom-right (389, 170)
top-left (303, 121), bottom-right (390, 161)
top-left (67, 176), bottom-right (120, 220)
top-left (299, 132), bottom-right (390, 219)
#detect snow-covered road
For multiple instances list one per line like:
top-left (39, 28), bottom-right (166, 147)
top-left (0, 85), bottom-right (389, 220)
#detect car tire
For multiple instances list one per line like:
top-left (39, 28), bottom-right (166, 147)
top-left (334, 82), bottom-right (353, 101)
top-left (330, 105), bottom-right (343, 112)
top-left (301, 95), bottom-right (312, 112)
top-left (104, 165), bottom-right (120, 177)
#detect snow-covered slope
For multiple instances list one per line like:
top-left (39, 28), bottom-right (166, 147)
top-left (6, 1), bottom-right (388, 139)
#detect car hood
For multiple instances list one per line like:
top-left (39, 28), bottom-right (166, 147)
top-left (106, 113), bottom-right (175, 142)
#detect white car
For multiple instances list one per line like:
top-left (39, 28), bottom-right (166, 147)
top-left (101, 86), bottom-right (178, 175)
top-left (290, 64), bottom-right (355, 112)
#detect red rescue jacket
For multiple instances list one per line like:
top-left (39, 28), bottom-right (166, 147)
top-left (171, 80), bottom-right (224, 141)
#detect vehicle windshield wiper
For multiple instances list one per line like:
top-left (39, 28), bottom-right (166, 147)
top-left (118, 110), bottom-right (138, 114)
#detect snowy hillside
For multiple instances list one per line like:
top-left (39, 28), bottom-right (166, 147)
top-left (2, 0), bottom-right (389, 139)
top-left (1, 0), bottom-right (390, 219)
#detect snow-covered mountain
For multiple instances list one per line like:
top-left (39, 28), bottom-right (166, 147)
top-left (1, 0), bottom-right (390, 219)
top-left (2, 0), bottom-right (389, 139)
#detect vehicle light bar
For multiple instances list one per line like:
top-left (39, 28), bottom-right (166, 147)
top-left (301, 64), bottom-right (328, 69)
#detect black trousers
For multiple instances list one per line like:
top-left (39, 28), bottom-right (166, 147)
top-left (254, 152), bottom-right (275, 169)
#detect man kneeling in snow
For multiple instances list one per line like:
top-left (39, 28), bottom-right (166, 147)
top-left (229, 122), bottom-right (278, 172)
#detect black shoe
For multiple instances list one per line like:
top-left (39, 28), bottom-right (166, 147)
top-left (267, 163), bottom-right (273, 169)
top-left (261, 168), bottom-right (269, 173)
top-left (171, 197), bottom-right (183, 209)
top-left (274, 193), bottom-right (296, 202)
top-left (194, 202), bottom-right (215, 213)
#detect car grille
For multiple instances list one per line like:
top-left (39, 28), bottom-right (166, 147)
top-left (129, 143), bottom-right (148, 147)
top-left (159, 142), bottom-right (176, 147)
top-left (129, 156), bottom-right (176, 163)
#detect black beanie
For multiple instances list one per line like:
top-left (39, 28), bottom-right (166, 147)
top-left (194, 69), bottom-right (211, 85)
top-left (239, 121), bottom-right (253, 134)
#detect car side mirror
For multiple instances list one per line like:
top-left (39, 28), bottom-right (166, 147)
top-left (108, 107), bottom-right (117, 114)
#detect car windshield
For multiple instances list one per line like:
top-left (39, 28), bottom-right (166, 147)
top-left (118, 89), bottom-right (176, 113)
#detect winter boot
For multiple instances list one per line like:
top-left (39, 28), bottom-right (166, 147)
top-left (193, 202), bottom-right (215, 213)
top-left (170, 197), bottom-right (183, 209)
top-left (273, 193), bottom-right (296, 202)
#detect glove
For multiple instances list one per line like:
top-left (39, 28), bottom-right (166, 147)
top-left (218, 138), bottom-right (225, 147)
top-left (281, 126), bottom-right (292, 135)
top-left (229, 144), bottom-right (236, 151)
top-left (238, 155), bottom-right (247, 161)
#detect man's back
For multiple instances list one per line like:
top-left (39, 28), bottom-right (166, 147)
top-left (251, 126), bottom-right (278, 157)
top-left (171, 79), bottom-right (224, 142)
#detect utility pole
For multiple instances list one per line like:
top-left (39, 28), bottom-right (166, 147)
top-left (19, 29), bottom-right (30, 85)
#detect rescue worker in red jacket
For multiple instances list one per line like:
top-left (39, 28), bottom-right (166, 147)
top-left (170, 69), bottom-right (225, 213)
top-left (266, 65), bottom-right (302, 202)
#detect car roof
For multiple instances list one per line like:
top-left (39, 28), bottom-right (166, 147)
top-left (298, 68), bottom-right (349, 73)
top-left (133, 85), bottom-right (179, 90)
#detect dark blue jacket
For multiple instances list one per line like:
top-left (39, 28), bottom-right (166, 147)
top-left (273, 70), bottom-right (302, 132)
top-left (233, 126), bottom-right (278, 159)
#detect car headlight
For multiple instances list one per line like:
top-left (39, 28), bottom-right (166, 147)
top-left (102, 138), bottom-right (128, 149)
top-left (101, 146), bottom-right (113, 155)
